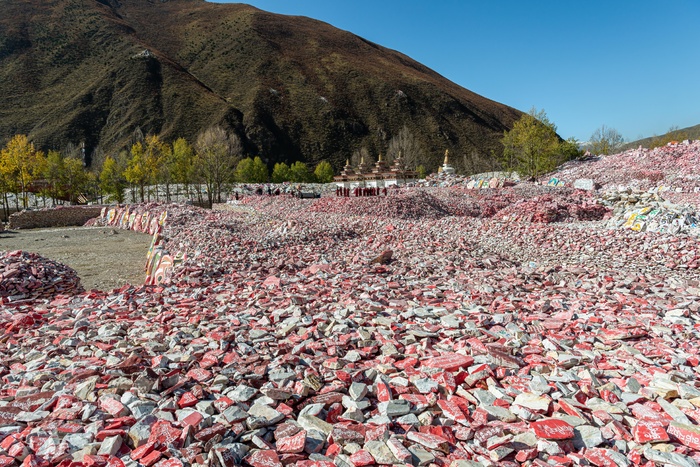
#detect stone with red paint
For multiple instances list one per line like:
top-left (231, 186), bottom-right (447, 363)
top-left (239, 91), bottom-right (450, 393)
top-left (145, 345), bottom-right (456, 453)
top-left (276, 429), bottom-right (306, 453)
top-left (246, 449), bottom-right (283, 467)
top-left (348, 449), bottom-right (375, 466)
top-left (437, 399), bottom-right (468, 426)
top-left (531, 419), bottom-right (575, 440)
top-left (421, 353), bottom-right (474, 372)
top-left (632, 420), bottom-right (669, 444)
top-left (667, 421), bottom-right (700, 450)
top-left (178, 392), bottom-right (198, 408)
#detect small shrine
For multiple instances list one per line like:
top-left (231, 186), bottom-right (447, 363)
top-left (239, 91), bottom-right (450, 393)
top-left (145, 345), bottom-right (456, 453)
top-left (441, 149), bottom-right (455, 175)
top-left (334, 152), bottom-right (417, 188)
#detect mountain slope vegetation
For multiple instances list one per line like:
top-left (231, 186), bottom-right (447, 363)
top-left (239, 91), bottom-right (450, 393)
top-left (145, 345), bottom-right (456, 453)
top-left (0, 0), bottom-right (523, 171)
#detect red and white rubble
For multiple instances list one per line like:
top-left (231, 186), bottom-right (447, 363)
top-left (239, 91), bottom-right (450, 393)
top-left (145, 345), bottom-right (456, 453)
top-left (0, 179), bottom-right (699, 467)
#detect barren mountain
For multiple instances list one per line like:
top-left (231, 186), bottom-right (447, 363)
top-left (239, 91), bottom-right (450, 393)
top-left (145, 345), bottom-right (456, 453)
top-left (0, 0), bottom-right (523, 171)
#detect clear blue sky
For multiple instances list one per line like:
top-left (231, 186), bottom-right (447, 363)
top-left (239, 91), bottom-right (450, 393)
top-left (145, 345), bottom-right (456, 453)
top-left (214, 1), bottom-right (700, 142)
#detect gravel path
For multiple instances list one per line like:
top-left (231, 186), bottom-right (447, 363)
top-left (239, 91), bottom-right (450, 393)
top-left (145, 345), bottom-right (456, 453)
top-left (0, 226), bottom-right (152, 291)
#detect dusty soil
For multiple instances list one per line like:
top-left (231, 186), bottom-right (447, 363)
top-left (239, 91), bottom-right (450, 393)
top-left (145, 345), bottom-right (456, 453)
top-left (0, 226), bottom-right (152, 291)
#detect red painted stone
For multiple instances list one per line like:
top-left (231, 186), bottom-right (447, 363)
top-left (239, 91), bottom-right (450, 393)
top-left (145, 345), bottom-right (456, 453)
top-left (100, 397), bottom-right (127, 417)
top-left (148, 420), bottom-right (182, 446)
top-left (246, 449), bottom-right (283, 467)
top-left (213, 397), bottom-right (234, 413)
top-left (515, 448), bottom-right (538, 462)
top-left (130, 441), bottom-right (157, 461)
top-left (421, 353), bottom-right (474, 372)
top-left (348, 449), bottom-right (375, 467)
top-left (194, 423), bottom-right (227, 442)
top-left (178, 392), bottom-right (198, 408)
top-left (181, 411), bottom-right (204, 428)
top-left (437, 399), bottom-right (468, 425)
top-left (106, 457), bottom-right (126, 467)
top-left (140, 450), bottom-right (162, 467)
top-left (632, 420), bottom-right (669, 443)
top-left (406, 431), bottom-right (449, 452)
top-left (276, 429), bottom-right (306, 453)
top-left (375, 380), bottom-right (392, 402)
top-left (154, 459), bottom-right (183, 467)
top-left (399, 394), bottom-right (430, 411)
top-left (83, 455), bottom-right (109, 467)
top-left (668, 422), bottom-right (700, 450)
top-left (584, 448), bottom-right (622, 467)
top-left (531, 419), bottom-right (575, 440)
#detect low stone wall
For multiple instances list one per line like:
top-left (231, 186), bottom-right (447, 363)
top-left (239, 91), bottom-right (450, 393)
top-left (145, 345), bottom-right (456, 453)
top-left (8, 206), bottom-right (103, 230)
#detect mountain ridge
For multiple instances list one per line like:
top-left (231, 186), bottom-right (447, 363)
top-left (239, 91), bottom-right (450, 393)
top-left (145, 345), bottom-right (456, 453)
top-left (0, 0), bottom-right (523, 172)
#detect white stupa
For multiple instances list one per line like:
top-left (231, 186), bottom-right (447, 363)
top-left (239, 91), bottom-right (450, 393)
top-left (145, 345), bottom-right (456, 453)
top-left (442, 149), bottom-right (455, 175)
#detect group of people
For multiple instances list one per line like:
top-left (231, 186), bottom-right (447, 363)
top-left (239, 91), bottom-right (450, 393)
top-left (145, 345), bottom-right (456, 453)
top-left (335, 186), bottom-right (388, 197)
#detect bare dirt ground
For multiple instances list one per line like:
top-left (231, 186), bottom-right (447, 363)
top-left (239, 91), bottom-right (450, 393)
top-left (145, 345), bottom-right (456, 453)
top-left (0, 226), bottom-right (152, 291)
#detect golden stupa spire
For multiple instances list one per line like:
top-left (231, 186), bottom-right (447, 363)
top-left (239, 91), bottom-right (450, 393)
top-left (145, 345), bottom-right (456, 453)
top-left (378, 153), bottom-right (383, 162)
top-left (444, 149), bottom-right (450, 165)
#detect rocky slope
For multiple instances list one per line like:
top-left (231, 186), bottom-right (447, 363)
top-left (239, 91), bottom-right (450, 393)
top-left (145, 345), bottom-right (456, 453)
top-left (0, 0), bottom-right (522, 171)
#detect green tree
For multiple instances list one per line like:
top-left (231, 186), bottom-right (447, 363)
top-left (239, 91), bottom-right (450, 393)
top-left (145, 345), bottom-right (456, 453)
top-left (142, 134), bottom-right (169, 201)
top-left (234, 158), bottom-right (253, 183)
top-left (289, 161), bottom-right (314, 183)
top-left (271, 162), bottom-right (291, 183)
top-left (313, 161), bottom-right (334, 183)
top-left (62, 157), bottom-right (91, 204)
top-left (124, 141), bottom-right (149, 202)
top-left (234, 157), bottom-right (268, 183)
top-left (43, 150), bottom-right (65, 203)
top-left (501, 108), bottom-right (563, 179)
top-left (171, 138), bottom-right (196, 199)
top-left (195, 126), bottom-right (242, 205)
top-left (589, 125), bottom-right (624, 155)
top-left (560, 137), bottom-right (583, 161)
top-left (100, 156), bottom-right (127, 203)
top-left (416, 165), bottom-right (427, 179)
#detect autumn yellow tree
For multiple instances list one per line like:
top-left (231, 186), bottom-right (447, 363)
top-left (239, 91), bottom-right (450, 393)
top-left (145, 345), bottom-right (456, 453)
top-left (0, 135), bottom-right (46, 209)
top-left (100, 155), bottom-right (128, 203)
top-left (171, 138), bottom-right (196, 199)
top-left (124, 141), bottom-right (148, 202)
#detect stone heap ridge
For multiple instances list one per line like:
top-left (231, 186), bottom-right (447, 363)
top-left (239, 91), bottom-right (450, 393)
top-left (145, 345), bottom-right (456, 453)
top-left (1, 188), bottom-right (700, 467)
top-left (553, 140), bottom-right (700, 194)
top-left (0, 250), bottom-right (83, 302)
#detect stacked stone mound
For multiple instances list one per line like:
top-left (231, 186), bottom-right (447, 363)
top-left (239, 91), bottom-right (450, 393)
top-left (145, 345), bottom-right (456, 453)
top-left (0, 250), bottom-right (83, 300)
top-left (305, 190), bottom-right (450, 220)
top-left (495, 194), bottom-right (609, 223)
top-left (553, 140), bottom-right (700, 192)
top-left (603, 189), bottom-right (700, 235)
top-left (2, 195), bottom-right (700, 466)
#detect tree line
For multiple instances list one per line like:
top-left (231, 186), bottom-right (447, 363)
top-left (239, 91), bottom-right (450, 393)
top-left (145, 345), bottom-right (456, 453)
top-left (0, 126), bottom-right (336, 214)
top-left (1, 114), bottom-right (633, 215)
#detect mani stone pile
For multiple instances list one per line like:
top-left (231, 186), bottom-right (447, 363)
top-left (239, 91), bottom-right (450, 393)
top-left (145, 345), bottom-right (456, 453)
top-left (0, 179), bottom-right (699, 467)
top-left (0, 250), bottom-right (83, 302)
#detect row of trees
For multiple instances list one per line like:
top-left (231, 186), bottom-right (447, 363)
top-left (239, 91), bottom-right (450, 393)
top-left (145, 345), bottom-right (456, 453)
top-left (0, 127), bottom-right (338, 212)
top-left (103, 127), bottom-right (337, 205)
top-left (0, 135), bottom-right (95, 217)
top-left (2, 115), bottom-right (636, 211)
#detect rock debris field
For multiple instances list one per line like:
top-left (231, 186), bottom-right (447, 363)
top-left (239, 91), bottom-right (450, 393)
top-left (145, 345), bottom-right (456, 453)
top-left (2, 144), bottom-right (700, 467)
